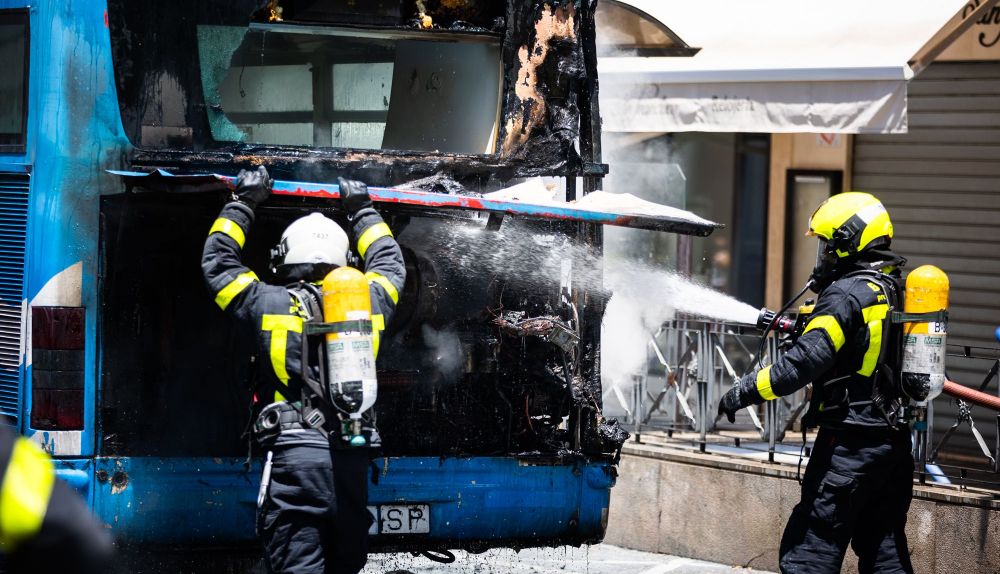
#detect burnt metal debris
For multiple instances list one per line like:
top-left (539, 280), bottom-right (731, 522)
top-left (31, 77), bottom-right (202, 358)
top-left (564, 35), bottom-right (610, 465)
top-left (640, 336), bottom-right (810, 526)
top-left (102, 0), bottom-right (626, 462)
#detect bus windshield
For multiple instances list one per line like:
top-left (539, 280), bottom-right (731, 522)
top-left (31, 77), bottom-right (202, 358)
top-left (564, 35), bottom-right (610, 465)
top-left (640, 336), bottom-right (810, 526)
top-left (109, 1), bottom-right (502, 155)
top-left (199, 25), bottom-right (501, 153)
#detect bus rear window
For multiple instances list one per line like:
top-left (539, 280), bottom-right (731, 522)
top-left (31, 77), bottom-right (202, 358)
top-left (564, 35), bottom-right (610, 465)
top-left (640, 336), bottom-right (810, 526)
top-left (0, 11), bottom-right (28, 153)
top-left (199, 25), bottom-right (501, 154)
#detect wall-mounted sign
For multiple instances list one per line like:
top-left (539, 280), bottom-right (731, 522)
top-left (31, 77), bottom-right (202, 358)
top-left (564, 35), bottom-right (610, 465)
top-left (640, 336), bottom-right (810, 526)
top-left (938, 1), bottom-right (1000, 60)
top-left (816, 133), bottom-right (842, 147)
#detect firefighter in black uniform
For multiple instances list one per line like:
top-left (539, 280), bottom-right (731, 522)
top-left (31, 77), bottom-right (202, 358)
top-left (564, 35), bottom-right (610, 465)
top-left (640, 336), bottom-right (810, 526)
top-left (202, 166), bottom-right (405, 573)
top-left (719, 192), bottom-right (914, 574)
top-left (0, 423), bottom-right (114, 573)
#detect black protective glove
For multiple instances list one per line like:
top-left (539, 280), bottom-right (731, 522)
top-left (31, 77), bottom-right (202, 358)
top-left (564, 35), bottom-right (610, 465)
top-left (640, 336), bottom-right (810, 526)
top-left (338, 177), bottom-right (373, 220)
top-left (717, 374), bottom-right (760, 423)
top-left (234, 165), bottom-right (272, 209)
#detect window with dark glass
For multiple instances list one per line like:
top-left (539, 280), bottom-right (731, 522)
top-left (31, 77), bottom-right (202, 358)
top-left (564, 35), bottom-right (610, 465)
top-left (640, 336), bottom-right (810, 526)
top-left (199, 25), bottom-right (501, 153)
top-left (0, 11), bottom-right (28, 153)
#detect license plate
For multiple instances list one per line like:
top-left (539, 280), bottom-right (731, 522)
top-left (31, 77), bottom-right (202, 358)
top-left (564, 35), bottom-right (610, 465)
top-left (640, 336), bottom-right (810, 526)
top-left (367, 504), bottom-right (430, 535)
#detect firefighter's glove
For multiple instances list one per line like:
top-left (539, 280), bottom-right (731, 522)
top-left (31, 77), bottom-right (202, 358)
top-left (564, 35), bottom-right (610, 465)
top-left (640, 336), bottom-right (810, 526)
top-left (718, 374), bottom-right (760, 423)
top-left (234, 165), bottom-right (272, 209)
top-left (338, 177), bottom-right (374, 221)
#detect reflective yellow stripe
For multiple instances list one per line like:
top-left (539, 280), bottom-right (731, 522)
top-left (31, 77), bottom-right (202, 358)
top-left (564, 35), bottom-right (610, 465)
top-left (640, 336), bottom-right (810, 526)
top-left (0, 438), bottom-right (55, 550)
top-left (756, 366), bottom-right (777, 401)
top-left (262, 315), bottom-right (304, 333)
top-left (215, 271), bottom-right (258, 311)
top-left (357, 223), bottom-right (393, 259)
top-left (804, 315), bottom-right (846, 352)
top-left (261, 314), bottom-right (304, 386)
top-left (858, 303), bottom-right (890, 377)
top-left (366, 272), bottom-right (399, 305)
top-left (208, 217), bottom-right (246, 248)
top-left (372, 314), bottom-right (385, 358)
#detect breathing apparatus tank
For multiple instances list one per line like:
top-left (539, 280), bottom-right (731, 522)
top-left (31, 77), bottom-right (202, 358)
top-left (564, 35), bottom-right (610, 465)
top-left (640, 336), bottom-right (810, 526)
top-left (322, 266), bottom-right (377, 446)
top-left (901, 265), bottom-right (949, 405)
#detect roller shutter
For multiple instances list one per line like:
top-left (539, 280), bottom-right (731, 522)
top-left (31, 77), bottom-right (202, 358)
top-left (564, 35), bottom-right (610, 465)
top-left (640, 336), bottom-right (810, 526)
top-left (853, 61), bottom-right (1000, 460)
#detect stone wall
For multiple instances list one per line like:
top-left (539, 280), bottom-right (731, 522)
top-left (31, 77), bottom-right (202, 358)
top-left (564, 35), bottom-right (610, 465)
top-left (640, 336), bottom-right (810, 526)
top-left (605, 443), bottom-right (1000, 573)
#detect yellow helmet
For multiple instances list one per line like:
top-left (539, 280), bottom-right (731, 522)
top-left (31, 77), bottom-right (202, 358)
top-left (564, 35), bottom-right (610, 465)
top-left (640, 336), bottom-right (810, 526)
top-left (808, 192), bottom-right (893, 258)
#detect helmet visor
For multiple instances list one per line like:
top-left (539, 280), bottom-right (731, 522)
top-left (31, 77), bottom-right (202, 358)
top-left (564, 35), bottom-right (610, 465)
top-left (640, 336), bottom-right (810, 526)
top-left (809, 239), bottom-right (838, 290)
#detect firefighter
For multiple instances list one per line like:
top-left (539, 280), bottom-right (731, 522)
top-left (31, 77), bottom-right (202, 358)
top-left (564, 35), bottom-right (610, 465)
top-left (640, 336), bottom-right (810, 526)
top-left (0, 424), bottom-right (114, 573)
top-left (201, 166), bottom-right (405, 573)
top-left (718, 192), bottom-right (914, 574)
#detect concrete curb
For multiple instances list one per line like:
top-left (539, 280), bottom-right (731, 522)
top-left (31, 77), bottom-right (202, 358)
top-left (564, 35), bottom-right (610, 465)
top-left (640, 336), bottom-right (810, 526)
top-left (606, 441), bottom-right (1000, 573)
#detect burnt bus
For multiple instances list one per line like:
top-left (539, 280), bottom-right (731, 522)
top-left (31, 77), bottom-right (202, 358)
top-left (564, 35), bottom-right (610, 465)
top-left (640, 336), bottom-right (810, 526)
top-left (4, 0), bottom-right (712, 560)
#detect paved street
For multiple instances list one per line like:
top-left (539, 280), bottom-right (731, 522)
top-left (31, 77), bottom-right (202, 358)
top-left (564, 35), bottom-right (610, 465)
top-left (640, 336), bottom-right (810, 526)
top-left (363, 544), bottom-right (775, 574)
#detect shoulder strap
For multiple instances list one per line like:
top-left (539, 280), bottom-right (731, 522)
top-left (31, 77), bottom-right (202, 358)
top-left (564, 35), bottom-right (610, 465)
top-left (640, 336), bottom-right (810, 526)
top-left (287, 282), bottom-right (344, 435)
top-left (287, 282), bottom-right (324, 321)
top-left (859, 271), bottom-right (905, 425)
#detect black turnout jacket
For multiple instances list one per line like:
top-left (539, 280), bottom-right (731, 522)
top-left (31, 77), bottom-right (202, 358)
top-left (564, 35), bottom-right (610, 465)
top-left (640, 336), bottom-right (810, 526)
top-left (201, 201), bottom-right (405, 442)
top-left (745, 266), bottom-right (903, 429)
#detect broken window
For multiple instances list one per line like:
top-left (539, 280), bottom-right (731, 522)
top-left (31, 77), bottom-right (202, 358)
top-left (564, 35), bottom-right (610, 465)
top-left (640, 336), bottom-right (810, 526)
top-left (199, 25), bottom-right (501, 153)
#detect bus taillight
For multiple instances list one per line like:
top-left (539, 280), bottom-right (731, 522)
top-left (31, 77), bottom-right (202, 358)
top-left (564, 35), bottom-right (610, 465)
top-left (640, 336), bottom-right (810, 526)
top-left (30, 307), bottom-right (85, 430)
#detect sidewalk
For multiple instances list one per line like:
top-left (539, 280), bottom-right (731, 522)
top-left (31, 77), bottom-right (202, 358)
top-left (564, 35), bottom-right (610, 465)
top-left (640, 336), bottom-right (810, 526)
top-left (364, 544), bottom-right (776, 574)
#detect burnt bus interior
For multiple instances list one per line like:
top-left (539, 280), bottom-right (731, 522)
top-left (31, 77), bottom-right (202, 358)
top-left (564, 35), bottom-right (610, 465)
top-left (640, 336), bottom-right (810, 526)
top-left (100, 0), bottom-right (622, 460)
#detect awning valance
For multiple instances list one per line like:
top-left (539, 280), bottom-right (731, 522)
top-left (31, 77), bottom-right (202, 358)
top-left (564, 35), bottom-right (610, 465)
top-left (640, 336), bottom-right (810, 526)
top-left (598, 0), bottom-right (973, 134)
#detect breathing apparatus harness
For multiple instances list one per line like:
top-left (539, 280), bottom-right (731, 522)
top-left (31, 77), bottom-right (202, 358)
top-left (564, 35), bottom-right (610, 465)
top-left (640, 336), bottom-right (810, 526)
top-left (253, 279), bottom-right (378, 449)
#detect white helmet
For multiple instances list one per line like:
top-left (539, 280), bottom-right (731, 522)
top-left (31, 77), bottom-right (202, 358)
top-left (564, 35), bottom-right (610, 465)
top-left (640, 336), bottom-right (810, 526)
top-left (271, 212), bottom-right (349, 270)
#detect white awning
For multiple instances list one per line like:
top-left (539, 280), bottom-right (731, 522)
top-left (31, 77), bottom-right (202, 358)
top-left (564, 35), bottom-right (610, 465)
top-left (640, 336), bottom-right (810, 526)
top-left (599, 0), bottom-right (969, 134)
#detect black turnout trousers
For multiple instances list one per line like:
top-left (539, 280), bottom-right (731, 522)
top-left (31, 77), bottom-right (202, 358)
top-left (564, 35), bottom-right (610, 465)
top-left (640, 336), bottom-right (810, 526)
top-left (779, 427), bottom-right (915, 574)
top-left (259, 444), bottom-right (372, 574)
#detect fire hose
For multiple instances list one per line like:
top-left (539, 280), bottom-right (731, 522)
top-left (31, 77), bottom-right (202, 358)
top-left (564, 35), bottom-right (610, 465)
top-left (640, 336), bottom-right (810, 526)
top-left (942, 379), bottom-right (1000, 412)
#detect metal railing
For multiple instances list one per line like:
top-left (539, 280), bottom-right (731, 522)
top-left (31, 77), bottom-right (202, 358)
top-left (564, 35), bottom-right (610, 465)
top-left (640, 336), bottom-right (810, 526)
top-left (605, 317), bottom-right (1000, 489)
top-left (919, 344), bottom-right (1000, 486)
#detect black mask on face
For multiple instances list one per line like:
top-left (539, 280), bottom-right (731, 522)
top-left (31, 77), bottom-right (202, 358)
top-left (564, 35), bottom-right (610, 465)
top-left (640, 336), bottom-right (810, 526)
top-left (809, 239), bottom-right (839, 293)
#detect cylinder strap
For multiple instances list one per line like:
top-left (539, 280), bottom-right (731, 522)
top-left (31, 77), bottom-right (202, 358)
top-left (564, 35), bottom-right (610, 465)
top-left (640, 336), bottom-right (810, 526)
top-left (304, 320), bottom-right (373, 336)
top-left (891, 310), bottom-right (947, 324)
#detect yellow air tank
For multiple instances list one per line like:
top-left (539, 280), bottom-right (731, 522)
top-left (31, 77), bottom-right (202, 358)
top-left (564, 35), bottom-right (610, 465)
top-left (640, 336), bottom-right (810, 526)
top-left (901, 265), bottom-right (949, 404)
top-left (322, 267), bottom-right (377, 444)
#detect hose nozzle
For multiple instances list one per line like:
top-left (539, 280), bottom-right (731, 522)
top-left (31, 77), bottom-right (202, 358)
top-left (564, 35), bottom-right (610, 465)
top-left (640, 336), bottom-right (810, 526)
top-left (756, 307), bottom-right (797, 334)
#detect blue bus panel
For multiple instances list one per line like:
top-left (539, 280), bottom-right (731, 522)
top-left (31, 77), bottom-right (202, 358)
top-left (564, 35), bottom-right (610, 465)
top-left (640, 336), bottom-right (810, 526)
top-left (89, 456), bottom-right (614, 550)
